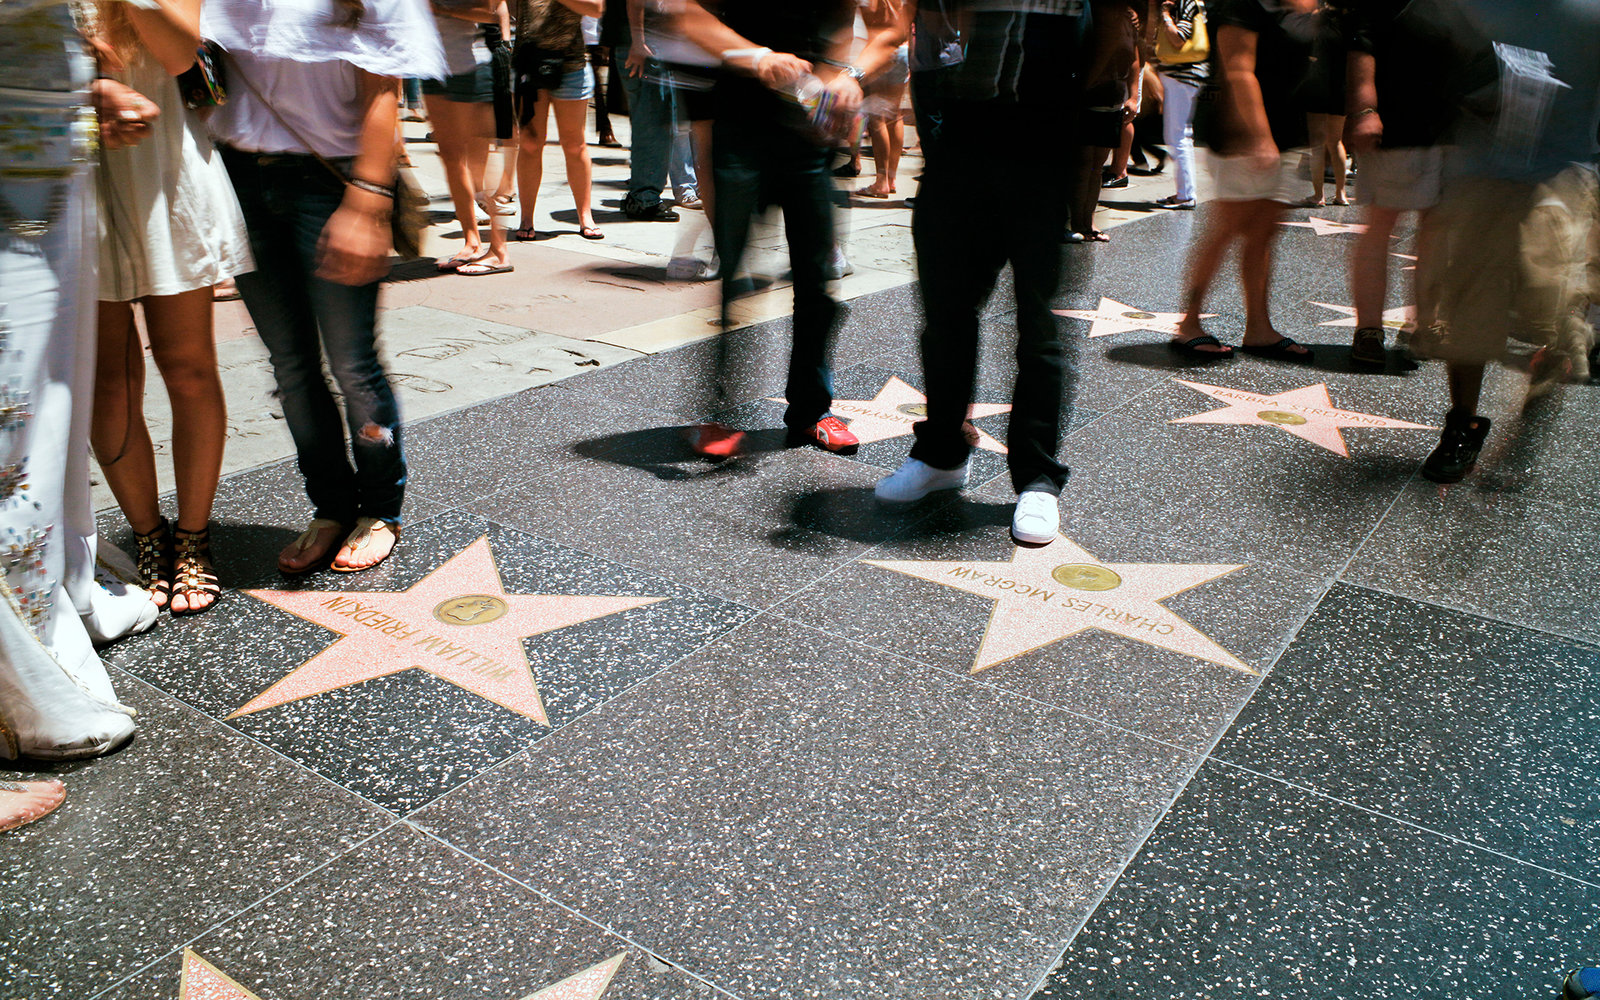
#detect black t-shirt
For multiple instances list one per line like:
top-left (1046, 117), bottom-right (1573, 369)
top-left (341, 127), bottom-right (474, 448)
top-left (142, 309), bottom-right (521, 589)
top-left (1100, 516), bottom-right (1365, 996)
top-left (910, 2), bottom-right (1089, 114)
top-left (1345, 0), bottom-right (1487, 148)
top-left (1203, 0), bottom-right (1318, 151)
top-left (713, 0), bottom-right (855, 122)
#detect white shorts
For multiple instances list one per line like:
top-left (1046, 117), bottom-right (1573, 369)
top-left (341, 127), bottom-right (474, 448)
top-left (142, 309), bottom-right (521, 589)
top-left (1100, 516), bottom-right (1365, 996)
top-left (1355, 146), bottom-right (1445, 212)
top-left (1207, 148), bottom-right (1310, 204)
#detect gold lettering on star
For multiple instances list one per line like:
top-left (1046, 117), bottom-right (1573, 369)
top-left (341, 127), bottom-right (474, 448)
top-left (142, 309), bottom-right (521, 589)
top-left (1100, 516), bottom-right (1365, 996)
top-left (1172, 380), bottom-right (1436, 457)
top-left (772, 377), bottom-right (1009, 452)
top-left (865, 536), bottom-right (1253, 674)
top-left (237, 537), bottom-right (664, 725)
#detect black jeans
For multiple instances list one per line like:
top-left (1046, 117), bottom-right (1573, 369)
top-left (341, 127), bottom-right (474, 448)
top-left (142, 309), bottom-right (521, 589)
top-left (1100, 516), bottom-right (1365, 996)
top-left (908, 92), bottom-right (1073, 495)
top-left (710, 115), bottom-right (839, 427)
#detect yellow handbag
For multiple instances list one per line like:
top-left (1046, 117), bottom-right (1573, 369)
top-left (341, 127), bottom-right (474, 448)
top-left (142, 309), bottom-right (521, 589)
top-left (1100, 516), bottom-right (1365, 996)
top-left (1156, 5), bottom-right (1209, 66)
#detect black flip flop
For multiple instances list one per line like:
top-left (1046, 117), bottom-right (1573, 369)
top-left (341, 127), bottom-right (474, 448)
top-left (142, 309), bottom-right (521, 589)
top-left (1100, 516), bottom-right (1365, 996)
top-left (1240, 336), bottom-right (1315, 363)
top-left (1169, 334), bottom-right (1236, 360)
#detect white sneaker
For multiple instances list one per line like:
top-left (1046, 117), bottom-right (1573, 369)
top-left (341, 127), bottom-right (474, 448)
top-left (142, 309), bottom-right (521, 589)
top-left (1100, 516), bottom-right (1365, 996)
top-left (1010, 490), bottom-right (1060, 545)
top-left (826, 246), bottom-right (854, 280)
top-left (667, 254), bottom-right (718, 281)
top-left (875, 457), bottom-right (969, 502)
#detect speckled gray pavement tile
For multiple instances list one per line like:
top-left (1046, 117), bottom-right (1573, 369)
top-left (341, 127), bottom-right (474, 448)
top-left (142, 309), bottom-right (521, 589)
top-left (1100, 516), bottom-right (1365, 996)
top-left (1345, 481), bottom-right (1600, 646)
top-left (465, 438), bottom-right (944, 609)
top-left (0, 672), bottom-right (389, 1000)
top-left (1214, 584), bottom-right (1600, 883)
top-left (1047, 367), bottom-right (1444, 577)
top-left (98, 824), bottom-right (716, 1000)
top-left (103, 512), bottom-right (750, 813)
top-left (1032, 763), bottom-right (1600, 1000)
top-left (411, 616), bottom-right (1198, 1000)
top-left (774, 502), bottom-right (1323, 750)
top-left (1470, 381), bottom-right (1600, 514)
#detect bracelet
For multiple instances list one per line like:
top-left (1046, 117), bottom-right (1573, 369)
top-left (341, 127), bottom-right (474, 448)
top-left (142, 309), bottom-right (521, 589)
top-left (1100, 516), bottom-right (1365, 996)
top-left (720, 46), bottom-right (773, 72)
top-left (843, 65), bottom-right (866, 83)
top-left (349, 177), bottom-right (396, 199)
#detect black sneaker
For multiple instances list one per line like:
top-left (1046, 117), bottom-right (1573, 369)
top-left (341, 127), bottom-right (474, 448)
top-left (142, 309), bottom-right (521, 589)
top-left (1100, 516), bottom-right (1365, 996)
top-left (1350, 326), bottom-right (1386, 367)
top-left (1421, 409), bottom-right (1491, 484)
top-left (623, 200), bottom-right (680, 222)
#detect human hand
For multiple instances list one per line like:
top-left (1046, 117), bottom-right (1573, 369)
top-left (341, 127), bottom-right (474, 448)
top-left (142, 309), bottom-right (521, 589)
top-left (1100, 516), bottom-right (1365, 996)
top-left (316, 203), bottom-right (392, 286)
top-left (626, 40), bottom-right (652, 77)
top-left (91, 78), bottom-right (159, 149)
top-left (1122, 94), bottom-right (1141, 121)
top-left (756, 52), bottom-right (812, 89)
top-left (823, 71), bottom-right (863, 118)
top-left (1346, 109), bottom-right (1383, 153)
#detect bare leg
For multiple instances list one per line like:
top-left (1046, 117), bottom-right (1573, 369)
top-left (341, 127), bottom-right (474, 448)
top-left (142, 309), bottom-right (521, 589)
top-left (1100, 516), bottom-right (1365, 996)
top-left (1306, 113), bottom-right (1327, 205)
top-left (691, 119), bottom-right (715, 229)
top-left (1238, 203), bottom-right (1287, 343)
top-left (1175, 201), bottom-right (1244, 348)
top-left (464, 103), bottom-right (509, 268)
top-left (861, 115), bottom-right (894, 197)
top-left (143, 288), bottom-right (225, 613)
top-left (516, 97), bottom-right (551, 234)
top-left (1353, 205), bottom-right (1402, 329)
top-left (425, 94), bottom-right (485, 261)
top-left (91, 301), bottom-right (162, 535)
top-left (0, 779), bottom-right (65, 833)
top-left (552, 97), bottom-right (596, 232)
top-left (1325, 115), bottom-right (1349, 203)
top-left (1108, 118), bottom-right (1134, 182)
top-left (494, 139), bottom-right (518, 202)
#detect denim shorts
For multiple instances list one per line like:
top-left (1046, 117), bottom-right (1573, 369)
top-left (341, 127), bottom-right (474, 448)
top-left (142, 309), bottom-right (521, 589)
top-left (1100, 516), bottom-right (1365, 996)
top-left (422, 62), bottom-right (494, 104)
top-left (550, 64), bottom-right (594, 102)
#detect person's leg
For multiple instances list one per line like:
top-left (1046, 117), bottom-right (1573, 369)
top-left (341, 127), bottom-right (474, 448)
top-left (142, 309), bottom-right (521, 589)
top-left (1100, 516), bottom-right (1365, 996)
top-left (464, 102), bottom-right (510, 269)
top-left (1237, 200), bottom-right (1301, 347)
top-left (1108, 118), bottom-right (1134, 183)
top-left (590, 46), bottom-right (617, 144)
top-left (1353, 205), bottom-right (1402, 328)
top-left (515, 97), bottom-right (551, 235)
top-left (1005, 164), bottom-right (1072, 496)
top-left (1161, 75), bottom-right (1198, 203)
top-left (777, 138), bottom-right (842, 429)
top-left (0, 779), bottom-right (66, 834)
top-left (692, 118), bottom-right (715, 228)
top-left (1175, 200), bottom-right (1244, 349)
top-left (861, 113), bottom-right (895, 197)
top-left (552, 96), bottom-right (598, 233)
top-left (424, 95), bottom-right (485, 262)
top-left (1326, 116), bottom-right (1349, 203)
top-left (90, 301), bottom-right (162, 536)
top-left (1306, 113), bottom-right (1328, 204)
top-left (621, 65), bottom-right (672, 214)
top-left (707, 120), bottom-right (761, 412)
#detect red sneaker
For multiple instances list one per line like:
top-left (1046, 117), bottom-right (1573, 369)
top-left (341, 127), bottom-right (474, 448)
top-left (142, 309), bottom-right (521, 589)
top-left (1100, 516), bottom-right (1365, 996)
top-left (788, 415), bottom-right (859, 454)
top-left (687, 421), bottom-right (746, 459)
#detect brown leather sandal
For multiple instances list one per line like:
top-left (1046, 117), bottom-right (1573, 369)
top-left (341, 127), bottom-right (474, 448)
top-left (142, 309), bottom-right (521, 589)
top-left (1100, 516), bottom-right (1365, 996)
top-left (132, 518), bottom-right (174, 610)
top-left (172, 527), bottom-right (220, 615)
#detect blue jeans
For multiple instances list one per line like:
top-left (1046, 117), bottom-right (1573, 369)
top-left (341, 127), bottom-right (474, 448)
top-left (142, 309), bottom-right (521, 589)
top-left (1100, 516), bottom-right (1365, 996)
top-left (220, 148), bottom-right (407, 526)
top-left (618, 60), bottom-right (676, 209)
top-left (711, 116), bottom-right (838, 427)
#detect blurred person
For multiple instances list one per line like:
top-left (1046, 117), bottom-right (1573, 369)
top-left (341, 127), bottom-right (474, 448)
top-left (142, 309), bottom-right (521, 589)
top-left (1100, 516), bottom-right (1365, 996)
top-left (402, 77), bottom-right (429, 119)
top-left (1415, 0), bottom-right (1600, 482)
top-left (424, 0), bottom-right (514, 275)
top-left (1151, 0), bottom-right (1209, 209)
top-left (1, 0), bottom-right (159, 763)
top-left (1070, 0), bottom-right (1140, 241)
top-left (584, 14), bottom-right (622, 146)
top-left (1169, 0), bottom-right (1321, 361)
top-left (856, 0), bottom-right (909, 199)
top-left (1100, 0), bottom-right (1146, 191)
top-left (616, 0), bottom-right (685, 222)
top-left (204, 0), bottom-right (448, 572)
top-left (673, 0), bottom-right (902, 458)
top-left (875, 0), bottom-right (1088, 546)
top-left (1341, 0), bottom-right (1464, 367)
top-left (486, 11), bottom-right (521, 209)
top-left (511, 0), bottom-right (604, 241)
top-left (1301, 0), bottom-right (1348, 205)
top-left (89, 0), bottom-right (254, 617)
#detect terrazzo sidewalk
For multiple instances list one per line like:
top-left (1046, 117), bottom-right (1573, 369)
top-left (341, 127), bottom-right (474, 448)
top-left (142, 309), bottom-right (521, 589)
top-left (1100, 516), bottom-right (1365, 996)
top-left (9, 160), bottom-right (1599, 1000)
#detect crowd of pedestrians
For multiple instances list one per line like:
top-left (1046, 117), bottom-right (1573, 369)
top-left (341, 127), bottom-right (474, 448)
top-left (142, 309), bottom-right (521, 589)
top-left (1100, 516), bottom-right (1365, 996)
top-left (2, 1), bottom-right (1598, 920)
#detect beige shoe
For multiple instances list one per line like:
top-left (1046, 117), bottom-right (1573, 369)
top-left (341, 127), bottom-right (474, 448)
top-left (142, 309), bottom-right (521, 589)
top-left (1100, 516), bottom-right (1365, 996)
top-left (331, 518), bottom-right (399, 573)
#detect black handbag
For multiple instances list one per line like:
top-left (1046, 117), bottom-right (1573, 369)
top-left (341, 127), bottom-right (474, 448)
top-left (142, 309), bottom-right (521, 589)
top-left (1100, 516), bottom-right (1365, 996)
top-left (513, 44), bottom-right (567, 92)
top-left (176, 42), bottom-right (226, 110)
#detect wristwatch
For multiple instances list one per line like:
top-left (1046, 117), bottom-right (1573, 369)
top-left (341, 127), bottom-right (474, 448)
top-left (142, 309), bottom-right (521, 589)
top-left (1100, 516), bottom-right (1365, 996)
top-left (842, 64), bottom-right (866, 83)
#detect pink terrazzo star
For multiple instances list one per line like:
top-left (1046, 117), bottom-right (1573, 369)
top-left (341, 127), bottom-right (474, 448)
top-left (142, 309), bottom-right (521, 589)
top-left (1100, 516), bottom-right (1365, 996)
top-left (1054, 297), bottom-right (1214, 338)
top-left (520, 953), bottom-right (626, 1000)
top-left (1280, 216), bottom-right (1369, 236)
top-left (865, 538), bottom-right (1251, 674)
top-left (1311, 301), bottom-right (1416, 331)
top-left (179, 951), bottom-right (262, 1000)
top-left (1172, 380), bottom-right (1436, 457)
top-left (776, 377), bottom-right (1010, 453)
top-left (237, 537), bottom-right (663, 724)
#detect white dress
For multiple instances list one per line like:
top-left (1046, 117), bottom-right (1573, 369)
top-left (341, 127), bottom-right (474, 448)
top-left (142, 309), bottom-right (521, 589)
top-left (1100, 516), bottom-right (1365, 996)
top-left (97, 57), bottom-right (252, 302)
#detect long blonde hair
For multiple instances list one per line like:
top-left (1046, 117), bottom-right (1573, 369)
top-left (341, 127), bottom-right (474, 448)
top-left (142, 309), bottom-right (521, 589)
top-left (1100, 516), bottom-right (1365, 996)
top-left (90, 0), bottom-right (147, 68)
